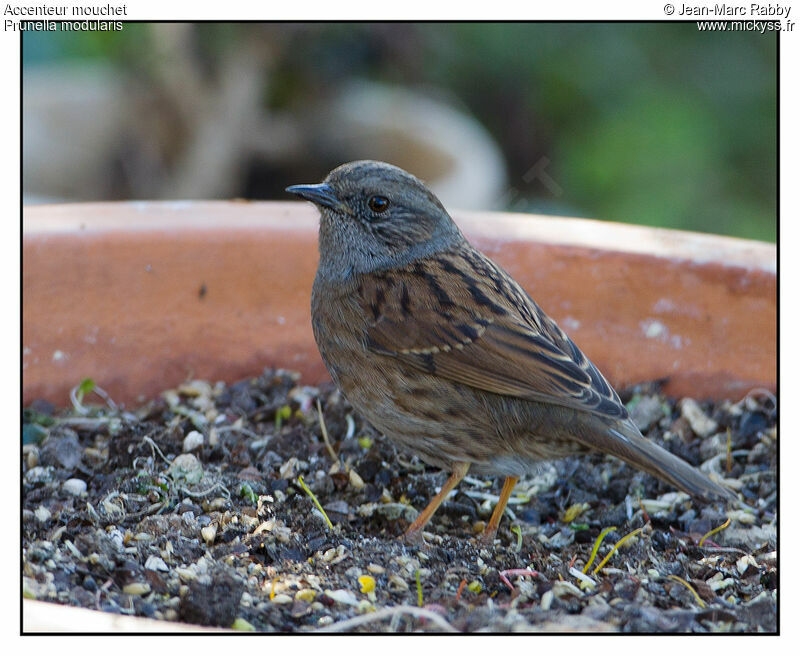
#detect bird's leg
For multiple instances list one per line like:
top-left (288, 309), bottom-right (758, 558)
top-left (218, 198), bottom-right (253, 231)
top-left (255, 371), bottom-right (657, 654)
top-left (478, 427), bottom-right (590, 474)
top-left (404, 461), bottom-right (470, 544)
top-left (480, 476), bottom-right (519, 545)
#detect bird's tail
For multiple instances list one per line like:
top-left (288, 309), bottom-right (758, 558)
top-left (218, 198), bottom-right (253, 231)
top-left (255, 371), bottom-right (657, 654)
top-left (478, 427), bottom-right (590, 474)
top-left (600, 421), bottom-right (737, 504)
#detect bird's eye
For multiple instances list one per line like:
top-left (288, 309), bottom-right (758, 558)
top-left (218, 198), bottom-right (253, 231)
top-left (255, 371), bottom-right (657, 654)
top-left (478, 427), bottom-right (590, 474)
top-left (368, 195), bottom-right (390, 213)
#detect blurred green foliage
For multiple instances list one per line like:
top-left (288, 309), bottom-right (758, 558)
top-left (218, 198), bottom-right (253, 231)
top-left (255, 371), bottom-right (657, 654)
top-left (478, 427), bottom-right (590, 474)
top-left (24, 23), bottom-right (776, 241)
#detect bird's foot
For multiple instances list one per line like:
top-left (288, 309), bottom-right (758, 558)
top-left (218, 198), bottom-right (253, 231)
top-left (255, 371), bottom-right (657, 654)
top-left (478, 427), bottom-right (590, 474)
top-left (401, 528), bottom-right (428, 547)
top-left (477, 527), bottom-right (499, 547)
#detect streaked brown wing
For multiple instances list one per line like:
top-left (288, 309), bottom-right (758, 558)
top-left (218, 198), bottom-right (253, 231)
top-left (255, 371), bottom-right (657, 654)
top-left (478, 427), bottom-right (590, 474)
top-left (360, 249), bottom-right (628, 421)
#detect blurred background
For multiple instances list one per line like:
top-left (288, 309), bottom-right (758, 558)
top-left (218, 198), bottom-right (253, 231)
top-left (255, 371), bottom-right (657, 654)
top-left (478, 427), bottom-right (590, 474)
top-left (23, 23), bottom-right (777, 241)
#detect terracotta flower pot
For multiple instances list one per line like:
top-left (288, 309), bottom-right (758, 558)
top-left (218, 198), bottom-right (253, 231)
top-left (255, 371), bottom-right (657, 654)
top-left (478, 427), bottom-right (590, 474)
top-left (23, 201), bottom-right (775, 407)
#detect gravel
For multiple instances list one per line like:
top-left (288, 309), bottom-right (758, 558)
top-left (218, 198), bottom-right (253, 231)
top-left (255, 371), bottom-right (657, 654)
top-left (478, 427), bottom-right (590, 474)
top-left (22, 371), bottom-right (777, 633)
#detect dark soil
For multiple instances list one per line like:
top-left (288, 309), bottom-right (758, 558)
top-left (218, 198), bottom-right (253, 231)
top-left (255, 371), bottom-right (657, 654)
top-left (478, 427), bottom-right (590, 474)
top-left (22, 370), bottom-right (777, 633)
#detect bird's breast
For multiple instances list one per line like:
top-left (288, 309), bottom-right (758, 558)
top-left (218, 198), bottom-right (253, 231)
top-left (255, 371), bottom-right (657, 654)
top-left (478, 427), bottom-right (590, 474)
top-left (311, 275), bottom-right (369, 390)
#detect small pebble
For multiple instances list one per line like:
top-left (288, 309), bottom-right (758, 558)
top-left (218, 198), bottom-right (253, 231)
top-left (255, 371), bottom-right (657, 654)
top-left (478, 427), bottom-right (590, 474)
top-left (62, 478), bottom-right (87, 496)
top-left (387, 575), bottom-right (409, 592)
top-left (26, 467), bottom-right (53, 485)
top-left (207, 497), bottom-right (227, 512)
top-left (324, 589), bottom-right (358, 605)
top-left (366, 563), bottom-right (385, 575)
top-left (122, 582), bottom-right (151, 596)
top-left (201, 525), bottom-right (217, 545)
top-left (254, 519), bottom-right (275, 534)
top-left (737, 554), bottom-right (758, 576)
top-left (280, 457), bottom-right (302, 479)
top-left (178, 380), bottom-right (213, 397)
top-left (630, 395), bottom-right (667, 432)
top-left (40, 432), bottom-right (81, 469)
top-left (680, 399), bottom-right (718, 438)
top-left (552, 580), bottom-right (583, 598)
top-left (183, 430), bottom-right (204, 452)
top-left (145, 555), bottom-right (169, 572)
top-left (34, 506), bottom-right (51, 523)
top-left (349, 469), bottom-right (365, 490)
top-left (727, 509), bottom-right (757, 525)
top-left (271, 594), bottom-right (293, 604)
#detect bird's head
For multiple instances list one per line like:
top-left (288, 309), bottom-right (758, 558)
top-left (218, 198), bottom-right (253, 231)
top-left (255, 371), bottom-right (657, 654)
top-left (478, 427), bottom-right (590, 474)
top-left (287, 160), bottom-right (464, 279)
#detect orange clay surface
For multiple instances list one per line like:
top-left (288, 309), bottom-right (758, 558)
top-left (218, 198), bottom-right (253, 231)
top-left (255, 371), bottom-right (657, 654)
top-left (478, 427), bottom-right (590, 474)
top-left (23, 201), bottom-right (776, 406)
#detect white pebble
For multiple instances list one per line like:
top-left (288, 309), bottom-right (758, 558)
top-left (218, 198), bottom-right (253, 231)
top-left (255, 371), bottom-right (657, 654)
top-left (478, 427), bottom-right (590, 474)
top-left (737, 554), bottom-right (758, 575)
top-left (349, 469), bottom-right (365, 490)
top-left (680, 399), bottom-right (718, 438)
top-left (387, 575), bottom-right (409, 592)
top-left (727, 509), bottom-right (757, 525)
top-left (25, 467), bottom-right (54, 485)
top-left (183, 430), bottom-right (204, 452)
top-left (552, 580), bottom-right (583, 598)
top-left (201, 525), bottom-right (217, 544)
top-left (145, 555), bottom-right (169, 572)
top-left (280, 457), bottom-right (302, 479)
top-left (324, 589), bottom-right (359, 605)
top-left (122, 582), bottom-right (151, 596)
top-left (34, 506), bottom-right (51, 523)
top-left (62, 478), bottom-right (87, 496)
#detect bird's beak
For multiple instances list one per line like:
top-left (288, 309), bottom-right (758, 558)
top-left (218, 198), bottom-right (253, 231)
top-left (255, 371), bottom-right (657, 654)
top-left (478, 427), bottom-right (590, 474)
top-left (286, 183), bottom-right (345, 212)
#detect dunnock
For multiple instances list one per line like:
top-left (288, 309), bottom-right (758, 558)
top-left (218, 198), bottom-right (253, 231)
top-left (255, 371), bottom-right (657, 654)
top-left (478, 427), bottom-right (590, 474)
top-left (288, 160), bottom-right (735, 544)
